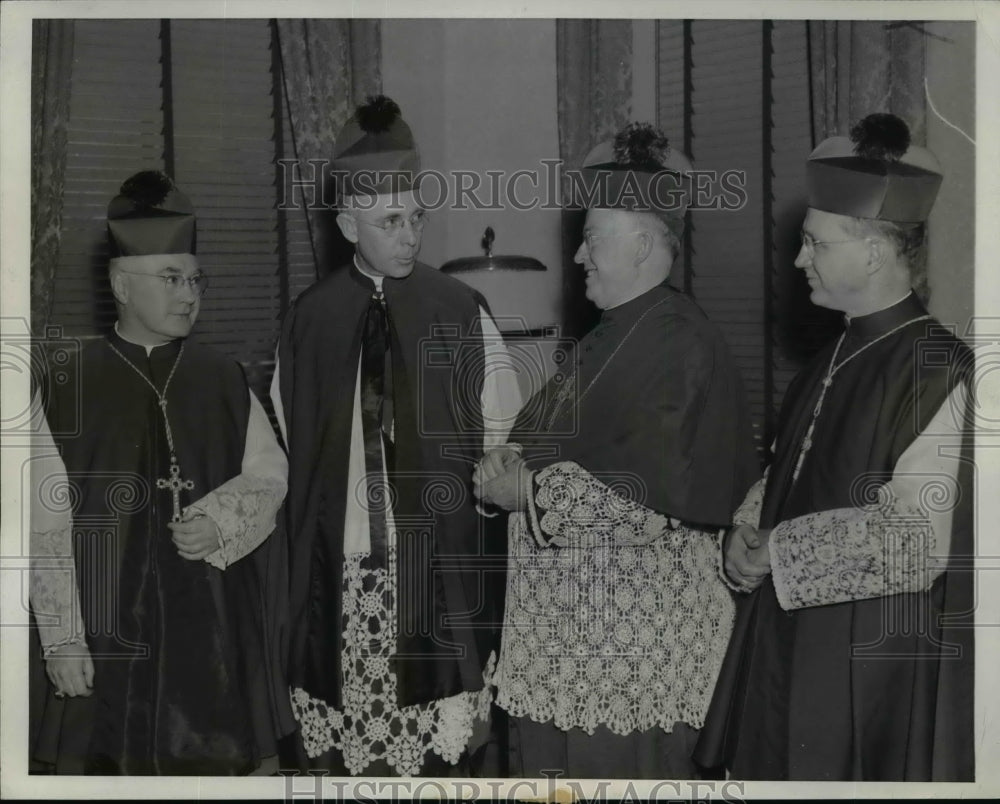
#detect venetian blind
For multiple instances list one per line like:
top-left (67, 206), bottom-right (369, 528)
top-left (169, 19), bottom-right (282, 400)
top-left (47, 19), bottom-right (284, 405)
top-left (657, 19), bottom-right (814, 458)
top-left (50, 19), bottom-right (164, 336)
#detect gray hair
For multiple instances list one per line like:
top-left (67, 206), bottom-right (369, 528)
top-left (634, 211), bottom-right (682, 261)
top-left (845, 217), bottom-right (928, 302)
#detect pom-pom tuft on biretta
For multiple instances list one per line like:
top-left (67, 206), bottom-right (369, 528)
top-left (850, 113), bottom-right (911, 162)
top-left (613, 123), bottom-right (671, 170)
top-left (356, 95), bottom-right (402, 134)
top-left (119, 170), bottom-right (175, 209)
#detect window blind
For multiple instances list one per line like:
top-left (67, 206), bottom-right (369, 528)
top-left (657, 19), bottom-right (815, 460)
top-left (47, 18), bottom-right (285, 407)
top-left (169, 19), bottom-right (282, 401)
top-left (50, 19), bottom-right (164, 336)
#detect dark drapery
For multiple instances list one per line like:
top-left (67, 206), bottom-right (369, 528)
top-left (30, 20), bottom-right (74, 335)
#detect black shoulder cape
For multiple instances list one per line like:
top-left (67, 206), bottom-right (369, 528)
top-left (514, 283), bottom-right (759, 527)
top-left (278, 261), bottom-right (499, 708)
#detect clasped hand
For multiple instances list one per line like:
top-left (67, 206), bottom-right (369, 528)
top-left (472, 444), bottom-right (532, 512)
top-left (168, 511), bottom-right (221, 560)
top-left (724, 524), bottom-right (772, 591)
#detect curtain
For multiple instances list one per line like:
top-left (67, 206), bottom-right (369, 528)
top-left (30, 20), bottom-right (74, 336)
top-left (808, 20), bottom-right (926, 144)
top-left (274, 19), bottom-right (381, 280)
top-left (556, 20), bottom-right (633, 336)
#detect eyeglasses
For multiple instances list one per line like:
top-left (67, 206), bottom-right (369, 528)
top-left (356, 210), bottom-right (428, 237)
top-left (799, 232), bottom-right (870, 253)
top-left (582, 230), bottom-right (644, 251)
top-left (117, 270), bottom-right (209, 296)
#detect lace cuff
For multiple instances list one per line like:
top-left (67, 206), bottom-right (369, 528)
top-left (186, 474), bottom-right (285, 570)
top-left (532, 461), bottom-right (671, 549)
top-left (770, 493), bottom-right (936, 611)
top-left (732, 475), bottom-right (766, 528)
top-left (30, 526), bottom-right (86, 654)
top-left (525, 472), bottom-right (546, 547)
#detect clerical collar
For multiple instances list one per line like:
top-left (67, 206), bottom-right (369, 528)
top-left (113, 321), bottom-right (182, 357)
top-left (843, 291), bottom-right (927, 337)
top-left (352, 255), bottom-right (385, 293)
top-left (601, 280), bottom-right (678, 325)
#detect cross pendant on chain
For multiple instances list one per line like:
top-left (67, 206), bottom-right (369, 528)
top-left (154, 399), bottom-right (193, 522)
top-left (157, 460), bottom-right (194, 523)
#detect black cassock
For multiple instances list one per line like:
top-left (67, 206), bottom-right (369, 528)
top-left (696, 293), bottom-right (975, 781)
top-left (30, 332), bottom-right (291, 775)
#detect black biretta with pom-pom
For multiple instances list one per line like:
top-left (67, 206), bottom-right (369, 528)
top-left (106, 170), bottom-right (196, 257)
top-left (332, 94), bottom-right (420, 198)
top-left (806, 112), bottom-right (943, 222)
top-left (356, 94), bottom-right (401, 134)
top-left (849, 113), bottom-right (911, 162)
top-left (576, 122), bottom-right (694, 232)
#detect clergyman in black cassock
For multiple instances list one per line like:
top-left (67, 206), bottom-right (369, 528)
top-left (694, 113), bottom-right (975, 781)
top-left (29, 171), bottom-right (294, 775)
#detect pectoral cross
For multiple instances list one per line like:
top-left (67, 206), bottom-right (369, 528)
top-left (157, 458), bottom-right (194, 522)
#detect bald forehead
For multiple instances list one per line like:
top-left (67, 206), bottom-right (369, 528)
top-left (110, 253), bottom-right (200, 275)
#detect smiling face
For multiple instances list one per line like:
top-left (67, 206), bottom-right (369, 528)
top-left (110, 253), bottom-right (202, 344)
top-left (336, 190), bottom-right (424, 279)
top-left (794, 207), bottom-right (875, 315)
top-left (573, 208), bottom-right (649, 310)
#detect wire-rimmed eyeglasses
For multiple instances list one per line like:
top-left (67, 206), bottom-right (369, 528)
top-left (581, 230), bottom-right (645, 251)
top-left (356, 210), bottom-right (428, 237)
top-left (117, 270), bottom-right (209, 296)
top-left (799, 232), bottom-right (870, 253)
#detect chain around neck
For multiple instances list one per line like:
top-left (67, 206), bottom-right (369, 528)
top-left (790, 314), bottom-right (932, 485)
top-left (545, 298), bottom-right (668, 432)
top-left (106, 339), bottom-right (185, 456)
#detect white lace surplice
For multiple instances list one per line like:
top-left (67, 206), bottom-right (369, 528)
top-left (494, 461), bottom-right (736, 736)
top-left (290, 547), bottom-right (495, 776)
